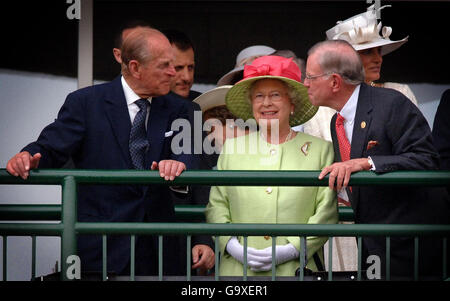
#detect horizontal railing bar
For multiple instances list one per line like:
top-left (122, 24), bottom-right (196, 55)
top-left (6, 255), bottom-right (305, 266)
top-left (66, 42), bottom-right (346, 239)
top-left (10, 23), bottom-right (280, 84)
top-left (1, 169), bottom-right (449, 186)
top-left (74, 223), bottom-right (450, 237)
top-left (4, 222), bottom-right (445, 237)
top-left (0, 205), bottom-right (61, 220)
top-left (0, 205), bottom-right (355, 222)
top-left (0, 223), bottom-right (63, 235)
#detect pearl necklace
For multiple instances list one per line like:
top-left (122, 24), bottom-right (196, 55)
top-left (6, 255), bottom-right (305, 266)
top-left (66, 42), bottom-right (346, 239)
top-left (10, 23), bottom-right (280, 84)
top-left (284, 128), bottom-right (293, 143)
top-left (260, 128), bottom-right (293, 144)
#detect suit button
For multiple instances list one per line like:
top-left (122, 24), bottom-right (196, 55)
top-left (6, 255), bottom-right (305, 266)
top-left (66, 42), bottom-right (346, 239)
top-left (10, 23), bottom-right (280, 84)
top-left (270, 149), bottom-right (277, 156)
top-left (266, 187), bottom-right (273, 194)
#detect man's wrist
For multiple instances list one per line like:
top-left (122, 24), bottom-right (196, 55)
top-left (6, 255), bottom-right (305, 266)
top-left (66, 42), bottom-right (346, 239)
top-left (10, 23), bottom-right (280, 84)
top-left (356, 157), bottom-right (372, 170)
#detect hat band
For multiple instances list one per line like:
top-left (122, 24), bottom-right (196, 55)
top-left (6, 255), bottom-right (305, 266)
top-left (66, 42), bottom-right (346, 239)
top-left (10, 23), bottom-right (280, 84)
top-left (243, 59), bottom-right (301, 82)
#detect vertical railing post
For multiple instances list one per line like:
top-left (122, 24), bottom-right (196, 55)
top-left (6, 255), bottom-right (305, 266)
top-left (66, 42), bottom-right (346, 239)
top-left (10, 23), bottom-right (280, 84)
top-left (214, 238), bottom-right (219, 281)
top-left (299, 236), bottom-right (306, 281)
top-left (443, 237), bottom-right (447, 280)
top-left (386, 237), bottom-right (390, 281)
top-left (328, 237), bottom-right (333, 281)
top-left (2, 236), bottom-right (6, 281)
top-left (102, 235), bottom-right (107, 281)
top-left (61, 176), bottom-right (77, 281)
top-left (130, 235), bottom-right (135, 281)
top-left (186, 235), bottom-right (191, 281)
top-left (158, 235), bottom-right (163, 281)
top-left (31, 236), bottom-right (36, 280)
top-left (271, 237), bottom-right (276, 281)
top-left (243, 236), bottom-right (248, 281)
top-left (357, 237), bottom-right (362, 281)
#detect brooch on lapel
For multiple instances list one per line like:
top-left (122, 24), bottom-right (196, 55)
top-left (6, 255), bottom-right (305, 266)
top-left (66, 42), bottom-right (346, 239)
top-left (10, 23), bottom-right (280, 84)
top-left (301, 142), bottom-right (312, 156)
top-left (367, 140), bottom-right (379, 150)
top-left (361, 121), bottom-right (366, 129)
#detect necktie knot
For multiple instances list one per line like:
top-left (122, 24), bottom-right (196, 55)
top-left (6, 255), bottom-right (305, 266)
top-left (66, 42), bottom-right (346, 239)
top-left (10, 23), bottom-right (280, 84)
top-left (336, 113), bottom-right (345, 126)
top-left (135, 98), bottom-right (149, 111)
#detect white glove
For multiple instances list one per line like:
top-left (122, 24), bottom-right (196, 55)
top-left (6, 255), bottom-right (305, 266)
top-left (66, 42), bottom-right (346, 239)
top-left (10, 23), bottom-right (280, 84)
top-left (225, 237), bottom-right (272, 268)
top-left (249, 243), bottom-right (300, 272)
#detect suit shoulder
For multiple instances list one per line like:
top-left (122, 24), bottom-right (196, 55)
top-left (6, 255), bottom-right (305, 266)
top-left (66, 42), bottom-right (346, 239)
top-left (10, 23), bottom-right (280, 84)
top-left (66, 80), bottom-right (112, 100)
top-left (157, 92), bottom-right (197, 110)
top-left (368, 85), bottom-right (415, 111)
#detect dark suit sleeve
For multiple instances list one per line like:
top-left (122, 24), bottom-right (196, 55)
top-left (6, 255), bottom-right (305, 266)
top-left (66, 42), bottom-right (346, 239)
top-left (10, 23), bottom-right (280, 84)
top-left (432, 89), bottom-right (450, 170)
top-left (22, 91), bottom-right (86, 168)
top-left (370, 94), bottom-right (440, 172)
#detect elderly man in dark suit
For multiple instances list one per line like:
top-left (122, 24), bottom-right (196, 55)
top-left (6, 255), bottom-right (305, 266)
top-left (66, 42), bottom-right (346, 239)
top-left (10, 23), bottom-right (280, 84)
top-left (304, 39), bottom-right (449, 279)
top-left (6, 27), bottom-right (204, 276)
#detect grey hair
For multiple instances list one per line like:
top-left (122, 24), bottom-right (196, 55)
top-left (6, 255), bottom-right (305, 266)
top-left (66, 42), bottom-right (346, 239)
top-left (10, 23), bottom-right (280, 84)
top-left (308, 40), bottom-right (365, 85)
top-left (121, 28), bottom-right (162, 70)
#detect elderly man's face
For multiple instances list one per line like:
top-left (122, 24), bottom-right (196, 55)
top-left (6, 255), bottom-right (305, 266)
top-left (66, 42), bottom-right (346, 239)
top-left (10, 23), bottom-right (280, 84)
top-left (170, 46), bottom-right (195, 98)
top-left (304, 53), bottom-right (333, 107)
top-left (139, 36), bottom-right (176, 97)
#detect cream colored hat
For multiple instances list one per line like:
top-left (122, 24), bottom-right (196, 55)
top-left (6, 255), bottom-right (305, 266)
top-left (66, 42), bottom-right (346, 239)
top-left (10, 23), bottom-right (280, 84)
top-left (217, 45), bottom-right (276, 86)
top-left (193, 85), bottom-right (232, 112)
top-left (326, 4), bottom-right (408, 56)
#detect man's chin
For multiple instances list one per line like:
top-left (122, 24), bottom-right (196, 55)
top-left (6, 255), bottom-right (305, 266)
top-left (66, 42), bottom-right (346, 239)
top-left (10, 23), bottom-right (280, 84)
top-left (173, 89), bottom-right (190, 98)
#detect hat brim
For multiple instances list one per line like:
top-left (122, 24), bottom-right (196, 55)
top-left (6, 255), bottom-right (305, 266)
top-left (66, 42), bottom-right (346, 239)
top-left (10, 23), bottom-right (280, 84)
top-left (217, 65), bottom-right (244, 86)
top-left (193, 85), bottom-right (233, 112)
top-left (352, 36), bottom-right (408, 56)
top-left (225, 76), bottom-right (318, 127)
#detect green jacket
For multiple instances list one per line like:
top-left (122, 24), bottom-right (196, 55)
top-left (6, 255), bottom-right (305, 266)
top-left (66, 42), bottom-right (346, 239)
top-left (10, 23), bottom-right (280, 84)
top-left (206, 131), bottom-right (338, 276)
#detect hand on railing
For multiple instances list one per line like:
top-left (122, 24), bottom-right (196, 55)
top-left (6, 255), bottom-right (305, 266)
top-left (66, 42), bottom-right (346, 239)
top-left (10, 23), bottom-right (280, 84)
top-left (150, 160), bottom-right (186, 181)
top-left (6, 151), bottom-right (41, 180)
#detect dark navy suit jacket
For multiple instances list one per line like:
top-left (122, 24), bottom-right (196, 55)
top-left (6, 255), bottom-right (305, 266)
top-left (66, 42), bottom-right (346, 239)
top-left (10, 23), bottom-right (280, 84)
top-left (330, 83), bottom-right (449, 277)
top-left (23, 76), bottom-right (198, 275)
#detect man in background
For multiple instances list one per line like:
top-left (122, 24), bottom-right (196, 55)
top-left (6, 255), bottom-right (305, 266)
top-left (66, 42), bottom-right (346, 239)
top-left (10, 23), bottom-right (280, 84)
top-left (162, 29), bottom-right (201, 101)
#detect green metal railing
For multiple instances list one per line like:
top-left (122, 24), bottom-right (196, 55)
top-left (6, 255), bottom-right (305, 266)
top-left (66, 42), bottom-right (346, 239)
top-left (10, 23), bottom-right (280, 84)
top-left (0, 169), bottom-right (449, 281)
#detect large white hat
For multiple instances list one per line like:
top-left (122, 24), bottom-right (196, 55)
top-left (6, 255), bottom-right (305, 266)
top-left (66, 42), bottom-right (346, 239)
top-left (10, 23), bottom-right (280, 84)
top-left (326, 4), bottom-right (408, 56)
top-left (193, 85), bottom-right (232, 112)
top-left (217, 45), bottom-right (276, 85)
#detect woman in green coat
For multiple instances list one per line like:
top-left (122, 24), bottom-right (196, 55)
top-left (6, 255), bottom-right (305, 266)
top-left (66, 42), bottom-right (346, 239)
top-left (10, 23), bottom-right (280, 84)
top-left (205, 55), bottom-right (338, 276)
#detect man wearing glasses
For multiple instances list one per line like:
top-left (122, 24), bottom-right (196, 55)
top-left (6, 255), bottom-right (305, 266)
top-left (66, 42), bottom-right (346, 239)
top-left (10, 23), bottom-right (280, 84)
top-left (304, 39), bottom-right (449, 279)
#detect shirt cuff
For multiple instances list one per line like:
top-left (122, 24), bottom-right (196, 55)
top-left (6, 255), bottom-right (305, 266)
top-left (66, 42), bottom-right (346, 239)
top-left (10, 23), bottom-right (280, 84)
top-left (368, 156), bottom-right (376, 171)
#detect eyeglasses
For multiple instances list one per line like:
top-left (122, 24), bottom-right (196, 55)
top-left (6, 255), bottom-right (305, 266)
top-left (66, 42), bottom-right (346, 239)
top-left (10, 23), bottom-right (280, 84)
top-left (252, 91), bottom-right (287, 103)
top-left (304, 72), bottom-right (333, 81)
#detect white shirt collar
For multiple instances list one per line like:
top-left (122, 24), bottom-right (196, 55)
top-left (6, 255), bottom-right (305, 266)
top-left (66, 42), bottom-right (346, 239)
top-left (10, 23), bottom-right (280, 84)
top-left (339, 84), bottom-right (360, 124)
top-left (121, 76), bottom-right (152, 105)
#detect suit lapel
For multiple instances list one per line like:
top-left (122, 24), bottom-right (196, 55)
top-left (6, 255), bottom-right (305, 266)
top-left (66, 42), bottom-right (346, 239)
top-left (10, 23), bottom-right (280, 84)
top-left (351, 84), bottom-right (373, 160)
top-left (104, 76), bottom-right (133, 168)
top-left (349, 84), bottom-right (373, 213)
top-left (330, 113), bottom-right (342, 162)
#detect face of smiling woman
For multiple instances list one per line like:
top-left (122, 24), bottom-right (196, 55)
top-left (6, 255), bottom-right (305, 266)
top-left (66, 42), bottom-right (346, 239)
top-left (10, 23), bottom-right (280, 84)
top-left (250, 78), bottom-right (294, 136)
